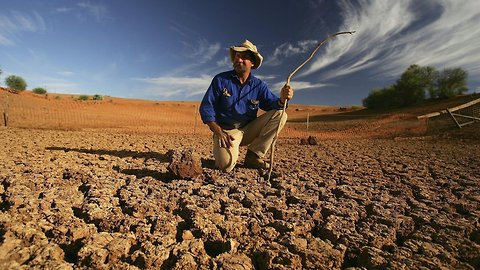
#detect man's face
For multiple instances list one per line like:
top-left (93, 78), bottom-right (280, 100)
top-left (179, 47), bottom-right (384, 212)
top-left (233, 51), bottom-right (253, 74)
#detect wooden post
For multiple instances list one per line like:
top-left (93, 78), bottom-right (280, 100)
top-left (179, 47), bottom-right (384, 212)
top-left (447, 108), bottom-right (462, 129)
top-left (306, 113), bottom-right (309, 134)
top-left (3, 112), bottom-right (7, 127)
top-left (193, 105), bottom-right (198, 135)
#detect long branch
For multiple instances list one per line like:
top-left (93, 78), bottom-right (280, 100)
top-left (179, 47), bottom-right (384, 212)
top-left (286, 31), bottom-right (356, 85)
top-left (267, 30), bottom-right (355, 181)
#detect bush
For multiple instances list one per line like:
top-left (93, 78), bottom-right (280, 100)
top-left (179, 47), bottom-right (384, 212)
top-left (394, 65), bottom-right (435, 106)
top-left (363, 65), bottom-right (468, 109)
top-left (363, 86), bottom-right (399, 109)
top-left (32, 87), bottom-right (47, 95)
top-left (78, 95), bottom-right (89, 101)
top-left (434, 68), bottom-right (468, 99)
top-left (92, 94), bottom-right (103, 100)
top-left (5, 75), bottom-right (27, 91)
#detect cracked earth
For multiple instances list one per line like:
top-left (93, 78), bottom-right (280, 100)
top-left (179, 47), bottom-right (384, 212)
top-left (0, 127), bottom-right (479, 269)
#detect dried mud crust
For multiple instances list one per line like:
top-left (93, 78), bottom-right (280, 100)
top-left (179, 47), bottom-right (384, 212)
top-left (0, 128), bottom-right (479, 269)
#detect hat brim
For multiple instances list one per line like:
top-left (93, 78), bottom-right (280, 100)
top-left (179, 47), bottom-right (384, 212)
top-left (230, 47), bottom-right (263, 69)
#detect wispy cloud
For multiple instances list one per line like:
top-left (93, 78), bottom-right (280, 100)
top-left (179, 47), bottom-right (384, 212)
top-left (183, 39), bottom-right (221, 65)
top-left (136, 74), bottom-right (212, 99)
top-left (138, 39), bottom-right (222, 99)
top-left (42, 78), bottom-right (80, 93)
top-left (58, 70), bottom-right (75, 77)
top-left (77, 2), bottom-right (111, 23)
top-left (0, 11), bottom-right (46, 46)
top-left (54, 2), bottom-right (111, 23)
top-left (265, 40), bottom-right (318, 66)
top-left (55, 7), bottom-right (74, 13)
top-left (301, 0), bottom-right (480, 82)
top-left (271, 81), bottom-right (333, 94)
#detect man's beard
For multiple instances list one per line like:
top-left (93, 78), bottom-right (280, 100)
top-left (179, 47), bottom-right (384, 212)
top-left (233, 62), bottom-right (248, 74)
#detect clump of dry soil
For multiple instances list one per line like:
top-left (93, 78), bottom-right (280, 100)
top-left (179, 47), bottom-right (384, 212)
top-left (0, 128), bottom-right (479, 269)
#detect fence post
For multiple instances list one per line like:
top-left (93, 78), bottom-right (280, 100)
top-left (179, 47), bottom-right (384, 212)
top-left (3, 112), bottom-right (7, 127)
top-left (306, 113), bottom-right (309, 135)
top-left (193, 105), bottom-right (198, 135)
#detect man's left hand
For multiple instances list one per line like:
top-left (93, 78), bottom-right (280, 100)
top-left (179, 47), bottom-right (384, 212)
top-left (280, 84), bottom-right (294, 104)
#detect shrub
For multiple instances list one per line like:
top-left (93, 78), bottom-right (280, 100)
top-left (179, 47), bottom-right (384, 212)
top-left (32, 87), bottom-right (47, 95)
top-left (394, 65), bottom-right (436, 106)
top-left (5, 75), bottom-right (27, 91)
top-left (434, 68), bottom-right (468, 99)
top-left (92, 94), bottom-right (103, 100)
top-left (78, 95), bottom-right (89, 101)
top-left (363, 65), bottom-right (468, 109)
top-left (362, 86), bottom-right (399, 109)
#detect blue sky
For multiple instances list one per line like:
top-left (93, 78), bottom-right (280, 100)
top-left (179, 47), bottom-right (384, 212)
top-left (1, 0), bottom-right (479, 105)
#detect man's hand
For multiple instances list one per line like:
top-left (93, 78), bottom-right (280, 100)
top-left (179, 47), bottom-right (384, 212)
top-left (217, 131), bottom-right (235, 148)
top-left (280, 84), bottom-right (294, 104)
top-left (206, 122), bottom-right (235, 148)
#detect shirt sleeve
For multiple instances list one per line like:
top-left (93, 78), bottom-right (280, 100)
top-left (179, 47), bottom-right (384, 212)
top-left (199, 76), bottom-right (220, 123)
top-left (258, 81), bottom-right (283, 111)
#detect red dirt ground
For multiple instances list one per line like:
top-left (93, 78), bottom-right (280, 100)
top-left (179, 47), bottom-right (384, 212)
top-left (0, 89), bottom-right (479, 269)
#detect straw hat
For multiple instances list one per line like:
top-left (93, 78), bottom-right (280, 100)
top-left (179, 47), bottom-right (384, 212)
top-left (229, 40), bottom-right (263, 69)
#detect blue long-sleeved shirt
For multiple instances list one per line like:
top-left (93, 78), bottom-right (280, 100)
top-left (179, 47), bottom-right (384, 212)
top-left (200, 70), bottom-right (283, 130)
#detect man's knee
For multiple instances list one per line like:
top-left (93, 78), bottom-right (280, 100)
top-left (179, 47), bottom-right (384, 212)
top-left (216, 159), bottom-right (235, 172)
top-left (271, 110), bottom-right (287, 126)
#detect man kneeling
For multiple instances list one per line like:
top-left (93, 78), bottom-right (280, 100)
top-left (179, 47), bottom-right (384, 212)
top-left (199, 40), bottom-right (293, 172)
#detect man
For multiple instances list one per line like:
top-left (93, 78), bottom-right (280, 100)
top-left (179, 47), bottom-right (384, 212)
top-left (200, 40), bottom-right (293, 172)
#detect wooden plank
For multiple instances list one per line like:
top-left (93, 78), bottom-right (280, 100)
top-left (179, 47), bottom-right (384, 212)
top-left (418, 111), bottom-right (442, 119)
top-left (417, 97), bottom-right (480, 119)
top-left (448, 97), bottom-right (480, 112)
top-left (447, 109), bottom-right (462, 129)
top-left (451, 113), bottom-right (480, 121)
top-left (459, 121), bottom-right (476, 127)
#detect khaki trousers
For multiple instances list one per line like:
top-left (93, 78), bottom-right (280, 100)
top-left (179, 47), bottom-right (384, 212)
top-left (212, 110), bottom-right (288, 172)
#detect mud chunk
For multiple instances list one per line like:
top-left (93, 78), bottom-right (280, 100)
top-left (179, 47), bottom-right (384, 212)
top-left (167, 148), bottom-right (203, 179)
top-left (300, 135), bottom-right (318, 145)
top-left (215, 253), bottom-right (253, 270)
top-left (357, 246), bottom-right (387, 270)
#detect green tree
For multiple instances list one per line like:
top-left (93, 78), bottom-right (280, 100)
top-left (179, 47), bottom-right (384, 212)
top-left (362, 86), bottom-right (399, 109)
top-left (78, 95), bottom-right (89, 101)
top-left (434, 68), bottom-right (468, 99)
top-left (32, 87), bottom-right (47, 94)
top-left (5, 75), bottom-right (27, 91)
top-left (394, 65), bottom-right (437, 106)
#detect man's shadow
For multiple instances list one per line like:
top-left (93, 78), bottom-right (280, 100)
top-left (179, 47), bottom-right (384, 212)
top-left (46, 147), bottom-right (216, 181)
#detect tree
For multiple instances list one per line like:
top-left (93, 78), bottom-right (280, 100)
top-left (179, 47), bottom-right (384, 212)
top-left (5, 75), bottom-right (27, 91)
top-left (32, 87), bottom-right (47, 94)
top-left (434, 68), bottom-right (468, 99)
top-left (362, 86), bottom-right (398, 109)
top-left (394, 65), bottom-right (437, 106)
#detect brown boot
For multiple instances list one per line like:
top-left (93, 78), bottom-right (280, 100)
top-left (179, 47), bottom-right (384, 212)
top-left (244, 150), bottom-right (270, 169)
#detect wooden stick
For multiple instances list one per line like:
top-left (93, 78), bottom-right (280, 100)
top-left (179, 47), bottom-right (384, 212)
top-left (3, 112), bottom-right (7, 127)
top-left (267, 31), bottom-right (355, 181)
top-left (417, 97), bottom-right (480, 119)
top-left (447, 108), bottom-right (462, 129)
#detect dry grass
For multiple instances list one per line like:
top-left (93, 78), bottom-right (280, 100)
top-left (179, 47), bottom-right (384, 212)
top-left (1, 88), bottom-right (479, 139)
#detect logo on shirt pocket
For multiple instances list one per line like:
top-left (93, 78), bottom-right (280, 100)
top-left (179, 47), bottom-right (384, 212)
top-left (222, 88), bottom-right (231, 97)
top-left (249, 99), bottom-right (260, 110)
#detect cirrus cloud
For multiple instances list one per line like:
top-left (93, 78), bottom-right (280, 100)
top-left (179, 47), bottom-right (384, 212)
top-left (301, 0), bottom-right (480, 81)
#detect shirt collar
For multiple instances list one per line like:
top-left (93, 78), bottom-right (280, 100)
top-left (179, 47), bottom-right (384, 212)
top-left (230, 70), bottom-right (254, 85)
